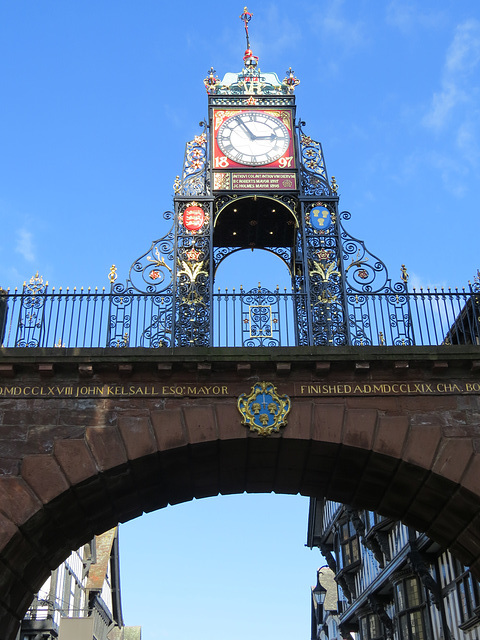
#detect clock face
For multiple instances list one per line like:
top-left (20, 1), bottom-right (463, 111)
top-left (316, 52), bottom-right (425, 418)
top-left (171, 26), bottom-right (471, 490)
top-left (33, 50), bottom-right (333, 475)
top-left (217, 112), bottom-right (290, 166)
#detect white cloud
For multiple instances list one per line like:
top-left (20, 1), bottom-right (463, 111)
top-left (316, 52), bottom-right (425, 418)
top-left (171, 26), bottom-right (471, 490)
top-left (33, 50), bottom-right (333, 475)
top-left (445, 19), bottom-right (480, 76)
top-left (408, 271), bottom-right (448, 292)
top-left (16, 229), bottom-right (35, 263)
top-left (423, 19), bottom-right (480, 130)
top-left (424, 81), bottom-right (467, 131)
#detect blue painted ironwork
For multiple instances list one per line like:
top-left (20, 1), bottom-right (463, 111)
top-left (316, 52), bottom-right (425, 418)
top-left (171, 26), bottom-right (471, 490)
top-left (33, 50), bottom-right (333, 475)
top-left (176, 124), bottom-right (210, 197)
top-left (108, 210), bottom-right (175, 348)
top-left (300, 200), bottom-right (348, 346)
top-left (213, 285), bottom-right (301, 347)
top-left (14, 273), bottom-right (48, 347)
top-left (339, 210), bottom-right (412, 346)
top-left (298, 122), bottom-right (333, 197)
top-left (241, 286), bottom-right (281, 347)
top-left (174, 200), bottom-right (213, 346)
top-left (3, 276), bottom-right (480, 348)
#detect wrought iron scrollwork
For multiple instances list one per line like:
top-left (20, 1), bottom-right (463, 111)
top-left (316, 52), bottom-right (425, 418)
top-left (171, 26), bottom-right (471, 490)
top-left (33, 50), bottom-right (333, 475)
top-left (339, 211), bottom-right (413, 345)
top-left (175, 201), bottom-right (212, 346)
top-left (179, 123), bottom-right (210, 196)
top-left (15, 272), bottom-right (48, 347)
top-left (213, 245), bottom-right (292, 277)
top-left (127, 212), bottom-right (175, 295)
top-left (241, 286), bottom-right (281, 347)
top-left (108, 211), bottom-right (175, 348)
top-left (302, 202), bottom-right (348, 345)
top-left (298, 121), bottom-right (332, 197)
top-left (472, 269), bottom-right (480, 294)
top-left (341, 211), bottom-right (390, 294)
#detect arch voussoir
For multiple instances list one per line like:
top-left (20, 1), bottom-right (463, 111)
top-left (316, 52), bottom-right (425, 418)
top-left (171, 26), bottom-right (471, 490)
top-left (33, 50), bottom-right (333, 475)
top-left (117, 414), bottom-right (157, 459)
top-left (21, 454), bottom-right (70, 503)
top-left (86, 424), bottom-right (129, 471)
top-left (53, 438), bottom-right (98, 484)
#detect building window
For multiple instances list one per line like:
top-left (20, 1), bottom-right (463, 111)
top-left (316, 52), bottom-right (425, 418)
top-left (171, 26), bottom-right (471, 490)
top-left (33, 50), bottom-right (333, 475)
top-left (360, 613), bottom-right (384, 640)
top-left (364, 511), bottom-right (386, 531)
top-left (395, 577), bottom-right (428, 640)
top-left (338, 521), bottom-right (360, 569)
top-left (456, 572), bottom-right (480, 625)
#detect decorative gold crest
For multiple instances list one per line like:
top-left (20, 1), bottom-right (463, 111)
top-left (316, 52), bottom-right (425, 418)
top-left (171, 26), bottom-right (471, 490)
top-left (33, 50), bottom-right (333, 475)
top-left (237, 381), bottom-right (291, 436)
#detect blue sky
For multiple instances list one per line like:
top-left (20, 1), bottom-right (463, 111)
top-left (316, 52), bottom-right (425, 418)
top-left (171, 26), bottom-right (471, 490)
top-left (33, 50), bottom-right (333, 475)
top-left (1, 1), bottom-right (480, 638)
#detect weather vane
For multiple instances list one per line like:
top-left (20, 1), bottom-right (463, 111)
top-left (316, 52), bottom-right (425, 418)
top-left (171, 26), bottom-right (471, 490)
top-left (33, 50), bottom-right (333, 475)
top-left (240, 6), bottom-right (253, 50)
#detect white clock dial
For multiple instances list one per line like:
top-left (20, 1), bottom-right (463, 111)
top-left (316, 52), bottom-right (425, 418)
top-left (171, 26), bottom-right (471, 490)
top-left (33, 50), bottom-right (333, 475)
top-left (217, 112), bottom-right (290, 166)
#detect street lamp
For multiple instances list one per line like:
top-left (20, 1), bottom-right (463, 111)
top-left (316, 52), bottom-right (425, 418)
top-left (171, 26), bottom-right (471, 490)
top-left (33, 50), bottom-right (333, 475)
top-left (312, 571), bottom-right (327, 606)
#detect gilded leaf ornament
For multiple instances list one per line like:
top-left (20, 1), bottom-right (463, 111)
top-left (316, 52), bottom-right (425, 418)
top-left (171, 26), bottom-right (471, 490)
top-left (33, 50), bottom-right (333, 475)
top-left (309, 260), bottom-right (341, 282)
top-left (177, 260), bottom-right (208, 283)
top-left (147, 247), bottom-right (172, 273)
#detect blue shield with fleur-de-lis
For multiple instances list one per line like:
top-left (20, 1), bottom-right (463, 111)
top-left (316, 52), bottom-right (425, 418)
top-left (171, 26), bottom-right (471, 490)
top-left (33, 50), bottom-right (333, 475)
top-left (237, 381), bottom-right (291, 436)
top-left (310, 206), bottom-right (332, 231)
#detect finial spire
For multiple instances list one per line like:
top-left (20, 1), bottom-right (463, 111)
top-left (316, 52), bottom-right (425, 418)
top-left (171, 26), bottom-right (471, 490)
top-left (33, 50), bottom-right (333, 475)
top-left (239, 7), bottom-right (258, 68)
top-left (240, 7), bottom-right (253, 50)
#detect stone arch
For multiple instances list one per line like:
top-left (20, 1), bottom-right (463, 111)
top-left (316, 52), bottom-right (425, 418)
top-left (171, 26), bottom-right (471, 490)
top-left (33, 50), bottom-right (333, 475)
top-left (1, 347), bottom-right (480, 638)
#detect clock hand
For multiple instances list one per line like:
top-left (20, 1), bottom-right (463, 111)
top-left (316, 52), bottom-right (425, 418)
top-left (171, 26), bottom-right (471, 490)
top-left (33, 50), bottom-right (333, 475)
top-left (250, 133), bottom-right (276, 141)
top-left (237, 120), bottom-right (255, 139)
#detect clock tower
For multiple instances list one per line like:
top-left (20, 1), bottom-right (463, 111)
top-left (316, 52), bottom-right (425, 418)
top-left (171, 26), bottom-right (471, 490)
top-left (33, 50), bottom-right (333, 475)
top-left (109, 8), bottom-right (408, 349)
top-left (171, 7), bottom-right (346, 347)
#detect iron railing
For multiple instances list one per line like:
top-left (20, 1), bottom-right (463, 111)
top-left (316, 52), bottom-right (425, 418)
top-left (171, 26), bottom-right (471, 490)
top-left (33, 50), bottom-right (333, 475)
top-left (1, 282), bottom-right (478, 349)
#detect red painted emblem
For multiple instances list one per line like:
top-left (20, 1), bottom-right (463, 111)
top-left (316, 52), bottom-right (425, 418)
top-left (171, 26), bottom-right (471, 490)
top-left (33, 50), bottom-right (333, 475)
top-left (183, 205), bottom-right (205, 232)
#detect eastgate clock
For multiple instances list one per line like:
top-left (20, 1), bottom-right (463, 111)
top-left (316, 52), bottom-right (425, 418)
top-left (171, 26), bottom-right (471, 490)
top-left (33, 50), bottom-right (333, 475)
top-left (217, 111), bottom-right (290, 167)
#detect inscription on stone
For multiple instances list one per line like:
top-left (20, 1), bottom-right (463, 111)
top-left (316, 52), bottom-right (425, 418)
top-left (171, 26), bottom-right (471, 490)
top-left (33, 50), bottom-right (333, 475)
top-left (0, 384), bottom-right (230, 398)
top-left (0, 381), bottom-right (479, 398)
top-left (296, 382), bottom-right (480, 396)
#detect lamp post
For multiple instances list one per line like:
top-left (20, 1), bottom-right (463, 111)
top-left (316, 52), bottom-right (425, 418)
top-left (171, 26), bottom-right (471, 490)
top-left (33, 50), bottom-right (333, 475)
top-left (311, 569), bottom-right (328, 640)
top-left (312, 570), bottom-right (327, 606)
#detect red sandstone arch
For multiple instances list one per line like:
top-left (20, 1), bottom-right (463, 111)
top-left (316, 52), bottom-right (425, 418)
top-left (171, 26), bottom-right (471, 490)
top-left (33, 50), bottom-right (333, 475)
top-left (0, 346), bottom-right (479, 638)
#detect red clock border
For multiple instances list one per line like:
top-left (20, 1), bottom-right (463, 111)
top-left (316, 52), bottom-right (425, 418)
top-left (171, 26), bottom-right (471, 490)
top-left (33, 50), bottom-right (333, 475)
top-left (212, 108), bottom-right (296, 170)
